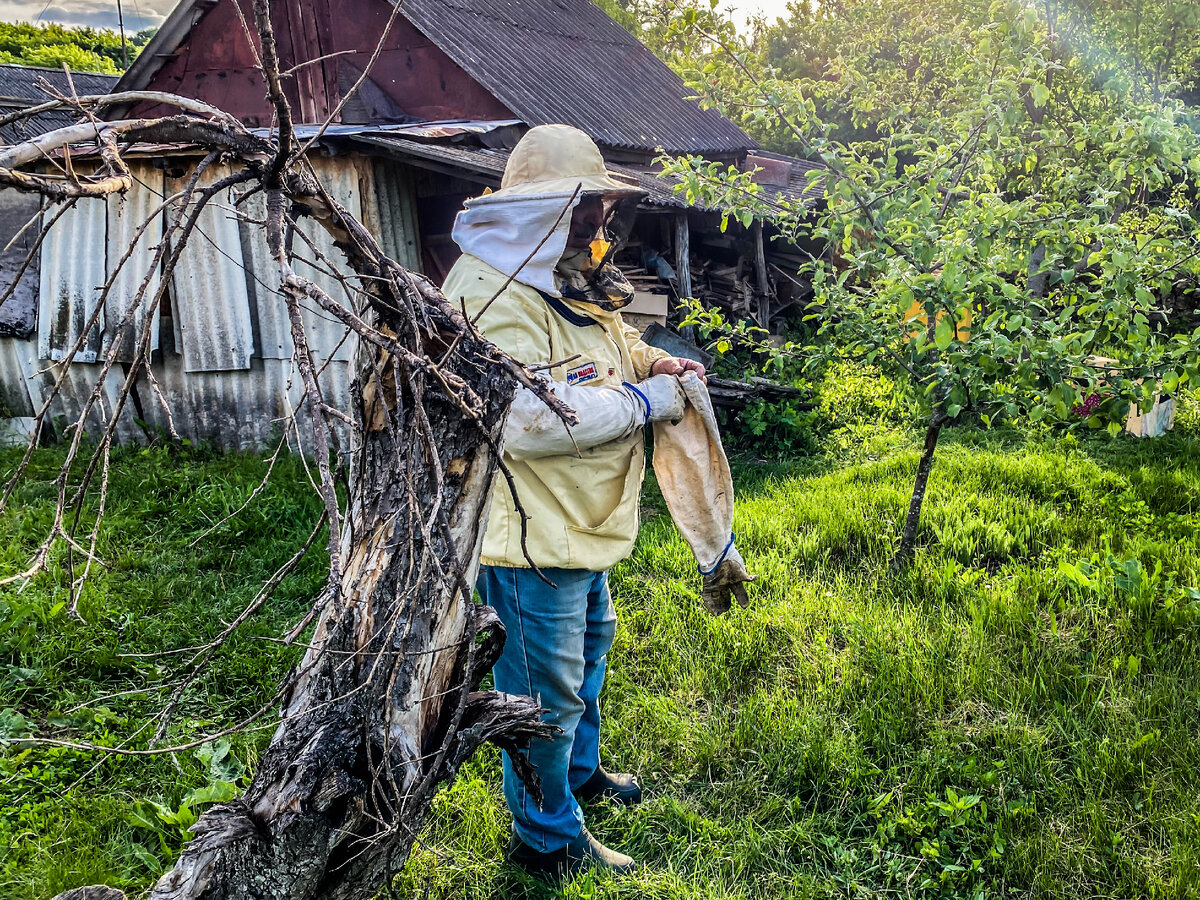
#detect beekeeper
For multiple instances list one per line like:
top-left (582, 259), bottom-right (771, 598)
top-left (442, 124), bottom-right (705, 878)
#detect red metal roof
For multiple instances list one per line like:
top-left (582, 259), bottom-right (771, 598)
top-left (398, 0), bottom-right (755, 155)
top-left (116, 0), bottom-right (755, 156)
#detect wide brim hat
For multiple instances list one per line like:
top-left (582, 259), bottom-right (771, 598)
top-left (484, 123), bottom-right (646, 201)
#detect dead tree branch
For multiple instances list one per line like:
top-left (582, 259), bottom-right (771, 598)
top-left (0, 79), bottom-right (562, 900)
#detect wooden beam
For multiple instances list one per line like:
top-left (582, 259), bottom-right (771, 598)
top-left (673, 213), bottom-right (695, 340)
top-left (675, 214), bottom-right (692, 300)
top-left (753, 220), bottom-right (771, 329)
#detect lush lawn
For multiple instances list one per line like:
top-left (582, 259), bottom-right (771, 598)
top-left (2, 413), bottom-right (1199, 899)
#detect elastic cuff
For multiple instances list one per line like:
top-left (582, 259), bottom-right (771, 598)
top-left (698, 533), bottom-right (736, 576)
top-left (623, 381), bottom-right (651, 425)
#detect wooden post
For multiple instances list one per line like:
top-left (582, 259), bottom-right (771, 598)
top-left (753, 220), bottom-right (771, 329)
top-left (675, 214), bottom-right (692, 300)
top-left (675, 213), bottom-right (694, 340)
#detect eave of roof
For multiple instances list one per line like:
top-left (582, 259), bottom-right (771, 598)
top-left (347, 133), bottom-right (820, 216)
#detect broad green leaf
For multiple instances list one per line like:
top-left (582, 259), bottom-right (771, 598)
top-left (935, 317), bottom-right (954, 351)
top-left (183, 781), bottom-right (238, 808)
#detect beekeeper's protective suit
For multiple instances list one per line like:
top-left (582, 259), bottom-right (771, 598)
top-left (443, 124), bottom-right (702, 877)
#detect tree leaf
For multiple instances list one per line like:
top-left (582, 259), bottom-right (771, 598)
top-left (935, 316), bottom-right (955, 351)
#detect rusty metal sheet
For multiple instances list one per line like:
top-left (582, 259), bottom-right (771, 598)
top-left (273, 120), bottom-right (523, 142)
top-left (171, 165), bottom-right (255, 373)
top-left (38, 197), bottom-right (108, 364)
top-left (105, 163), bottom-right (165, 362)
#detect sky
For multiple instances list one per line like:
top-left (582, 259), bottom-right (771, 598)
top-left (0, 0), bottom-right (173, 31)
top-left (0, 0), bottom-right (798, 35)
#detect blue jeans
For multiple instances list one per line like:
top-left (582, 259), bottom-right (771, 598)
top-left (477, 565), bottom-right (616, 853)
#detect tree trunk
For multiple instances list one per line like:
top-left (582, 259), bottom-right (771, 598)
top-left (6, 86), bottom-right (569, 900)
top-left (142, 324), bottom-right (552, 900)
top-left (891, 416), bottom-right (943, 569)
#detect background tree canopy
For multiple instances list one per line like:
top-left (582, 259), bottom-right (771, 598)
top-left (0, 22), bottom-right (155, 74)
top-left (607, 0), bottom-right (1200, 562)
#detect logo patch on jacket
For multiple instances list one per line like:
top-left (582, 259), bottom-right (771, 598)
top-left (566, 361), bottom-right (599, 386)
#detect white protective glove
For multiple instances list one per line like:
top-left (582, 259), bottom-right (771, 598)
top-left (652, 372), bottom-right (757, 616)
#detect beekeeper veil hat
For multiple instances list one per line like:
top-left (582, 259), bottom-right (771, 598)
top-left (451, 124), bottom-right (643, 296)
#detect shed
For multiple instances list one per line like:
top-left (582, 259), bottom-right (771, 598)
top-left (0, 0), bottom-right (823, 450)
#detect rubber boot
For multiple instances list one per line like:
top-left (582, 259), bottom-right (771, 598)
top-left (507, 825), bottom-right (637, 879)
top-left (574, 767), bottom-right (643, 805)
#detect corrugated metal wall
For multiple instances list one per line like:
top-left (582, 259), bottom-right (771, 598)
top-left (292, 155), bottom-right (362, 365)
top-left (1, 151), bottom-right (421, 452)
top-left (106, 163), bottom-right (165, 362)
top-left (170, 164), bottom-right (256, 373)
top-left (0, 335), bottom-right (40, 417)
top-left (242, 156), bottom-right (363, 366)
top-left (0, 188), bottom-right (44, 339)
top-left (38, 198), bottom-right (107, 363)
top-left (366, 159), bottom-right (421, 271)
top-left (149, 355), bottom-right (351, 453)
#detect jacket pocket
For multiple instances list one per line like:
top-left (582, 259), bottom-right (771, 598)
top-left (565, 441), bottom-right (644, 567)
top-left (561, 342), bottom-right (621, 388)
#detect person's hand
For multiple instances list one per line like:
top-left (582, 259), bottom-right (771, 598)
top-left (651, 356), bottom-right (707, 383)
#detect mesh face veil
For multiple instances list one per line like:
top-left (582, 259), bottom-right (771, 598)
top-left (554, 194), bottom-right (641, 311)
top-left (597, 195), bottom-right (640, 266)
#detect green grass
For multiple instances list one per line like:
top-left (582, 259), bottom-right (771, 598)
top-left (2, 417), bottom-right (1200, 899)
top-left (0, 445), bottom-right (326, 899)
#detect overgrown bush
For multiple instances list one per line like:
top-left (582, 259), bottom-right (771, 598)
top-left (722, 397), bottom-right (819, 458)
top-left (1176, 388), bottom-right (1200, 435)
top-left (815, 361), bottom-right (908, 431)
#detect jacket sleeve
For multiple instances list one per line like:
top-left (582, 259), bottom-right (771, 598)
top-left (503, 381), bottom-right (644, 460)
top-left (620, 319), bottom-right (673, 380)
top-left (469, 284), bottom-right (647, 459)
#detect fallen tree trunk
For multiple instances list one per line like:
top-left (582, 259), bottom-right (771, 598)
top-left (16, 95), bottom-right (562, 900)
top-left (148, 315), bottom-right (549, 899)
top-left (8, 5), bottom-right (572, 895)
